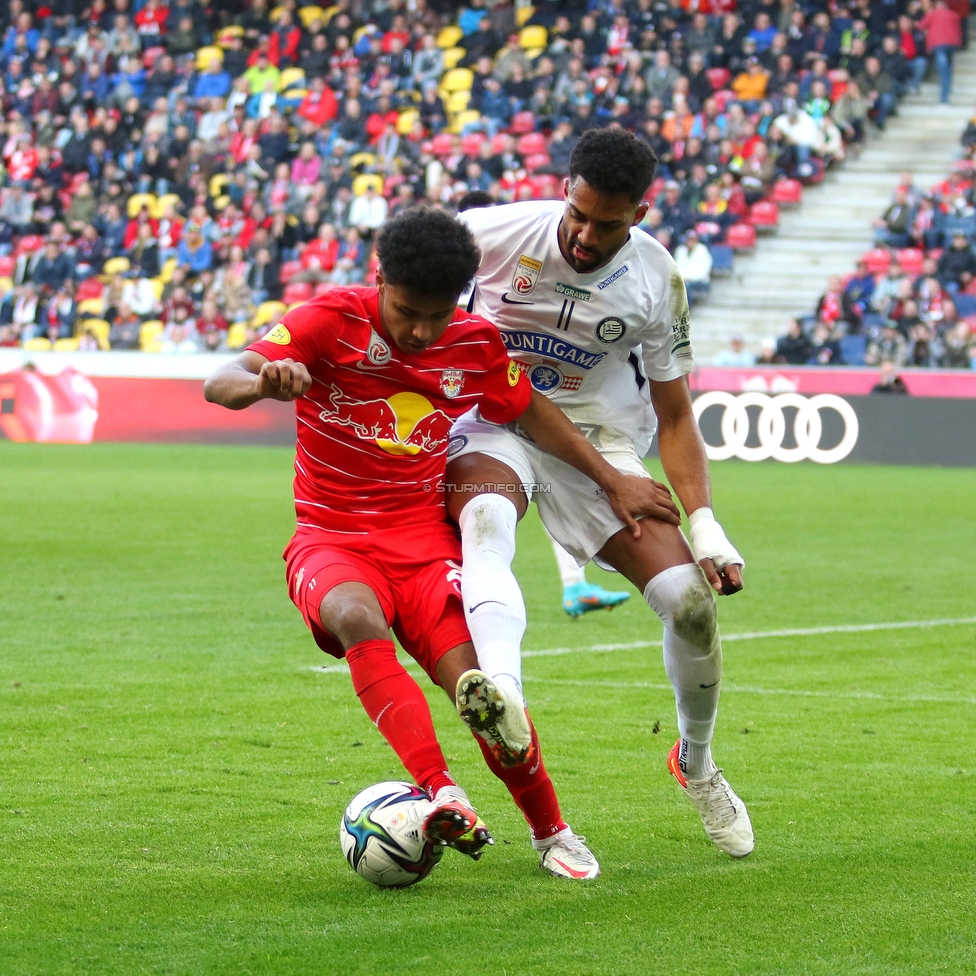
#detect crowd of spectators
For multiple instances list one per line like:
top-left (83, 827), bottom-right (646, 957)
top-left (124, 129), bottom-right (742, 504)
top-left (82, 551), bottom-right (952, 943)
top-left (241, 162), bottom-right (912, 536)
top-left (0, 0), bottom-right (964, 354)
top-left (772, 145), bottom-right (976, 370)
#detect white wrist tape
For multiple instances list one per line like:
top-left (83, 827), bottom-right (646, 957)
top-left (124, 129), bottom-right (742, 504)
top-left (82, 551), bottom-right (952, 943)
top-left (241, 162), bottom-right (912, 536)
top-left (688, 507), bottom-right (744, 570)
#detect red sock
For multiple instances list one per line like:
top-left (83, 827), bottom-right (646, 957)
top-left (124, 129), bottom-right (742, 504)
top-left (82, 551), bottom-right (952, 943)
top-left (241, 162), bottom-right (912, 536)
top-left (473, 715), bottom-right (567, 841)
top-left (345, 639), bottom-right (454, 797)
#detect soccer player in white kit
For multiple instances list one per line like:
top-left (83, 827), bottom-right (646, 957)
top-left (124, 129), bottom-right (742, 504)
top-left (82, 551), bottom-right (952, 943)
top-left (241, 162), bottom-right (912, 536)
top-left (446, 128), bottom-right (754, 875)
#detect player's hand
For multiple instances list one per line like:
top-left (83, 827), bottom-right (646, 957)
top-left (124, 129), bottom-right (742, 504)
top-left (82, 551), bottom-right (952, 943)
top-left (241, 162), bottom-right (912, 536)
top-left (257, 358), bottom-right (311, 401)
top-left (699, 558), bottom-right (744, 596)
top-left (605, 474), bottom-right (682, 539)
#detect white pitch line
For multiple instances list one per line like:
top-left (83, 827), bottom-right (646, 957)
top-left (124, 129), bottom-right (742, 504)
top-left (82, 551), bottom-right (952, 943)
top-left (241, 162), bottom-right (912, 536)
top-left (308, 616), bottom-right (976, 675)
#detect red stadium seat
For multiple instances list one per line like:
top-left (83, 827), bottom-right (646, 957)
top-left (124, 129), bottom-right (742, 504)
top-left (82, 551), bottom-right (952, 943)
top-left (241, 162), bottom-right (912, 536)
top-left (706, 67), bottom-right (731, 91)
top-left (529, 173), bottom-right (561, 199)
top-left (0, 255), bottom-right (14, 277)
top-left (15, 235), bottom-right (44, 256)
top-left (770, 178), bottom-right (802, 207)
top-left (897, 248), bottom-right (925, 275)
top-left (508, 111), bottom-right (536, 135)
top-left (725, 223), bottom-right (757, 251)
top-left (747, 200), bottom-right (780, 230)
top-left (430, 132), bottom-right (455, 156)
top-left (280, 260), bottom-right (303, 283)
top-left (283, 281), bottom-right (313, 304)
top-left (461, 132), bottom-right (486, 156)
top-left (711, 89), bottom-right (734, 112)
top-left (77, 278), bottom-right (104, 300)
top-left (861, 248), bottom-right (891, 275)
top-left (523, 152), bottom-right (551, 173)
top-left (490, 132), bottom-right (511, 155)
top-left (516, 132), bottom-right (548, 156)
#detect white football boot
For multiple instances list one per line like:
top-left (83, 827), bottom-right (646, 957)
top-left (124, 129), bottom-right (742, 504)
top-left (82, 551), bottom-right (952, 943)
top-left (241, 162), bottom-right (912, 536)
top-left (455, 669), bottom-right (533, 767)
top-left (668, 740), bottom-right (754, 858)
top-left (534, 829), bottom-right (601, 880)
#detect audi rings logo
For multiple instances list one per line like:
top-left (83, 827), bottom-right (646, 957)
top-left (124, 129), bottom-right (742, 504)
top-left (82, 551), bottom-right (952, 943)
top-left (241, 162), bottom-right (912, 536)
top-left (692, 392), bottom-right (859, 464)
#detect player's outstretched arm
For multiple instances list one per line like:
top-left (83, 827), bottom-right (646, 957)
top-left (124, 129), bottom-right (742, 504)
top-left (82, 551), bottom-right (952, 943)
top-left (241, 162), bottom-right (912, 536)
top-left (204, 351), bottom-right (312, 410)
top-left (515, 389), bottom-right (681, 537)
top-left (650, 376), bottom-right (744, 595)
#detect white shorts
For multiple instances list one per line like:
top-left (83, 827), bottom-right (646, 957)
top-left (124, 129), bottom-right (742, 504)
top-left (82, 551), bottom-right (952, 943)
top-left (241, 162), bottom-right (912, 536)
top-left (448, 408), bottom-right (651, 567)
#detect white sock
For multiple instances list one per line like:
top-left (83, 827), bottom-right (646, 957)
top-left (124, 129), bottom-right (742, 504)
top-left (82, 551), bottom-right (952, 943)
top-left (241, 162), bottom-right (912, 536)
top-left (644, 563), bottom-right (722, 780)
top-left (547, 528), bottom-right (586, 588)
top-left (458, 493), bottom-right (526, 701)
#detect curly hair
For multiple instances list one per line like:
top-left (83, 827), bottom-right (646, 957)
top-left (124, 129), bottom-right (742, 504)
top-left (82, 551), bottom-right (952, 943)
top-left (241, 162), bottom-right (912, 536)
top-left (376, 206), bottom-right (481, 296)
top-left (568, 128), bottom-right (658, 204)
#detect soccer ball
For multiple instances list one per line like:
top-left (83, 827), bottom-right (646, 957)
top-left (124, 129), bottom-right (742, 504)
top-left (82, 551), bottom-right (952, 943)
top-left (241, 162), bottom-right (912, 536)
top-left (339, 781), bottom-right (443, 888)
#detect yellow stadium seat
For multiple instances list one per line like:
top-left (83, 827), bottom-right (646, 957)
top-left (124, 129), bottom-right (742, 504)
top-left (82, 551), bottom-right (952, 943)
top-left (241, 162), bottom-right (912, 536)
top-left (77, 297), bottom-right (105, 317)
top-left (226, 322), bottom-right (249, 350)
top-left (254, 301), bottom-right (287, 326)
top-left (126, 193), bottom-right (156, 218)
top-left (148, 278), bottom-right (164, 300)
top-left (23, 337), bottom-right (52, 351)
top-left (436, 25), bottom-right (463, 49)
top-left (160, 257), bottom-right (178, 283)
top-left (103, 257), bottom-right (131, 276)
top-left (77, 319), bottom-right (110, 350)
top-left (518, 25), bottom-right (547, 49)
top-left (139, 320), bottom-right (164, 351)
top-left (213, 194), bottom-right (231, 211)
top-left (516, 5), bottom-right (535, 27)
top-left (524, 47), bottom-right (544, 60)
top-left (319, 4), bottom-right (340, 27)
top-left (447, 89), bottom-right (471, 113)
top-left (153, 193), bottom-right (182, 219)
top-left (209, 173), bottom-right (230, 198)
top-left (280, 67), bottom-right (306, 91)
top-left (0, 275), bottom-right (12, 295)
top-left (195, 45), bottom-right (224, 70)
top-left (441, 67), bottom-right (474, 93)
top-left (442, 46), bottom-right (466, 70)
top-left (449, 109), bottom-right (481, 134)
top-left (397, 108), bottom-right (420, 135)
top-left (217, 25), bottom-right (244, 48)
top-left (352, 174), bottom-right (384, 196)
top-left (54, 337), bottom-right (80, 352)
top-left (297, 5), bottom-right (325, 28)
top-left (349, 151), bottom-right (376, 172)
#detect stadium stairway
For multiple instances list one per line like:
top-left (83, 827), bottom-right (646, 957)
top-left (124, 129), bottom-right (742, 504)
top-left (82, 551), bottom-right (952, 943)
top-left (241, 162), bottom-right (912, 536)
top-left (692, 44), bottom-right (976, 362)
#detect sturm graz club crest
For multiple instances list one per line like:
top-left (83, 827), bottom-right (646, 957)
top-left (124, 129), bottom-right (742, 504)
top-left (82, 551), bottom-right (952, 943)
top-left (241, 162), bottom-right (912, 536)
top-left (528, 363), bottom-right (563, 392)
top-left (595, 316), bottom-right (626, 343)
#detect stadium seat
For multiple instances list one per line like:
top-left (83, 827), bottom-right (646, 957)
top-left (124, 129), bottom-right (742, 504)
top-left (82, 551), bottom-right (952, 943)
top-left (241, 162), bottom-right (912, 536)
top-left (517, 132), bottom-right (548, 156)
top-left (446, 89), bottom-right (471, 113)
top-left (748, 200), bottom-right (780, 231)
top-left (448, 109), bottom-right (481, 134)
top-left (708, 245), bottom-right (734, 277)
top-left (436, 25), bottom-right (463, 49)
top-left (195, 45), bottom-right (223, 70)
top-left (54, 337), bottom-right (80, 351)
top-left (897, 248), bottom-right (925, 275)
top-left (160, 257), bottom-right (178, 283)
top-left (706, 67), bottom-right (731, 91)
top-left (839, 333), bottom-right (867, 366)
top-left (77, 318), bottom-right (110, 349)
top-left (23, 337), bottom-right (52, 351)
top-left (397, 108), bottom-right (419, 135)
top-left (725, 223), bottom-right (757, 251)
top-left (712, 89), bottom-right (734, 112)
top-left (217, 25), bottom-right (244, 47)
top-left (209, 173), bottom-right (230, 198)
top-left (126, 193), bottom-right (156, 218)
top-left (348, 151), bottom-right (376, 171)
top-left (518, 25), bottom-right (547, 49)
top-left (528, 174), bottom-right (560, 199)
top-left (139, 320), bottom-right (164, 352)
top-left (509, 111), bottom-right (536, 134)
top-left (77, 278), bottom-right (104, 300)
top-left (770, 178), bottom-right (802, 208)
top-left (254, 301), bottom-right (287, 326)
top-left (279, 67), bottom-right (306, 91)
top-left (515, 5), bottom-right (534, 26)
top-left (352, 174), bottom-right (384, 196)
top-left (226, 322), bottom-right (249, 349)
top-left (461, 132), bottom-right (487, 156)
top-left (0, 255), bottom-right (14, 277)
top-left (431, 132), bottom-right (456, 156)
top-left (280, 260), bottom-right (303, 283)
top-left (283, 281), bottom-right (314, 304)
top-left (441, 68), bottom-right (474, 93)
top-left (15, 234), bottom-right (45, 256)
top-left (297, 5), bottom-right (325, 28)
top-left (77, 297), bottom-right (105, 317)
top-left (861, 248), bottom-right (891, 275)
top-left (103, 257), bottom-right (131, 276)
top-left (0, 276), bottom-right (11, 295)
top-left (442, 47), bottom-right (466, 70)
top-left (523, 153), bottom-right (551, 173)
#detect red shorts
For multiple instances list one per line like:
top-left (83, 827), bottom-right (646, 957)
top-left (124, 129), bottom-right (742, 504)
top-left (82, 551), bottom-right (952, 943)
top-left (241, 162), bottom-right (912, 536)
top-left (283, 521), bottom-right (470, 682)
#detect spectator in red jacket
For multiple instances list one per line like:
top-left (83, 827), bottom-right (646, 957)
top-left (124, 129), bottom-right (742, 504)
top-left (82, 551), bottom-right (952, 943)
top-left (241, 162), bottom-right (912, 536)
top-left (919, 0), bottom-right (963, 103)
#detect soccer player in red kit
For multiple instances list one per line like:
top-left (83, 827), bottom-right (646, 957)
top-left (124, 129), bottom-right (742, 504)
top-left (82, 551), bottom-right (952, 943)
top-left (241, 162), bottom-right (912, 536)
top-left (205, 208), bottom-right (678, 875)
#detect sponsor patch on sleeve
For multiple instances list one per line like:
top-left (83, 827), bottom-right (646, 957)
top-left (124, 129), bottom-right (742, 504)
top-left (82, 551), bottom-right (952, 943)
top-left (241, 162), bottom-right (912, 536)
top-left (507, 359), bottom-right (521, 386)
top-left (265, 323), bottom-right (291, 345)
top-left (672, 308), bottom-right (691, 356)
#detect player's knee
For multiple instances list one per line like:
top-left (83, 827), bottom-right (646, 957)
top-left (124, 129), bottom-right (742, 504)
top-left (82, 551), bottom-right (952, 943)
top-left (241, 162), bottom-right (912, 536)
top-left (458, 493), bottom-right (518, 556)
top-left (644, 563), bottom-right (718, 652)
top-left (325, 599), bottom-right (389, 649)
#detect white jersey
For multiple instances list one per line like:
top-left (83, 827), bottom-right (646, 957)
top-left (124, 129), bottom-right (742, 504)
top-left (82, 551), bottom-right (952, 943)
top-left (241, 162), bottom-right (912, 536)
top-left (459, 200), bottom-right (693, 456)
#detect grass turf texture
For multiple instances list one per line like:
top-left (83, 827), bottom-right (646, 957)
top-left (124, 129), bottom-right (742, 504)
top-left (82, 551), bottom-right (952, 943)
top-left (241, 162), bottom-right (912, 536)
top-left (1, 441), bottom-right (974, 976)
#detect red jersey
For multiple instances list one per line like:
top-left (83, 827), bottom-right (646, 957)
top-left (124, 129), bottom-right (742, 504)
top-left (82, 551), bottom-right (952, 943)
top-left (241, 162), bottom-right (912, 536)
top-left (248, 287), bottom-right (531, 535)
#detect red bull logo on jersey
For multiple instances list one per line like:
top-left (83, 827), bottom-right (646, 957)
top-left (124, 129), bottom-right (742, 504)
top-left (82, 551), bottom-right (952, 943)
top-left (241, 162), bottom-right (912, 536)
top-left (512, 254), bottom-right (542, 295)
top-left (318, 383), bottom-right (452, 456)
top-left (440, 369), bottom-right (464, 398)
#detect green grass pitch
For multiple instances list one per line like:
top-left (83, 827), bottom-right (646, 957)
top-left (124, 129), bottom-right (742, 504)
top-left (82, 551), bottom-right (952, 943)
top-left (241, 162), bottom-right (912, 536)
top-left (1, 441), bottom-right (974, 975)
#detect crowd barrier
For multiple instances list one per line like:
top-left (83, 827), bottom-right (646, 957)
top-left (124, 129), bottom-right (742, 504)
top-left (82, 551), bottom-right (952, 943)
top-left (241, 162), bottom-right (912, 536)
top-left (1, 353), bottom-right (973, 465)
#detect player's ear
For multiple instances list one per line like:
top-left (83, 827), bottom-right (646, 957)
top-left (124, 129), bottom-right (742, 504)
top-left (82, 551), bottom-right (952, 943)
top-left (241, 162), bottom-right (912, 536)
top-left (375, 267), bottom-right (385, 289)
top-left (632, 202), bottom-right (649, 226)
